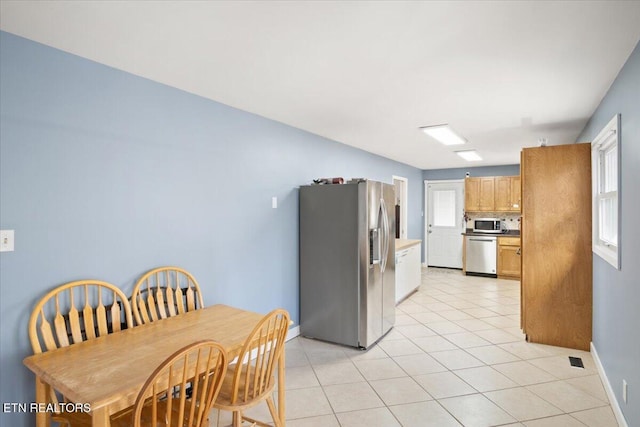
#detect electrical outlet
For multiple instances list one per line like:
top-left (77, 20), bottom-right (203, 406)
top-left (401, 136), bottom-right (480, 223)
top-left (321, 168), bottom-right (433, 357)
top-left (272, 196), bottom-right (278, 209)
top-left (0, 230), bottom-right (15, 252)
top-left (623, 379), bottom-right (628, 403)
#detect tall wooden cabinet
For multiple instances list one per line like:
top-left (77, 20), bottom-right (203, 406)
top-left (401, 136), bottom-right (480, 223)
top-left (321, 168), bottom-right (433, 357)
top-left (521, 144), bottom-right (592, 351)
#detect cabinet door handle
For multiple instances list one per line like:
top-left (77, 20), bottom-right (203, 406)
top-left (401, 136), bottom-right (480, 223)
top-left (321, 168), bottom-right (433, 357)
top-left (516, 248), bottom-right (521, 255)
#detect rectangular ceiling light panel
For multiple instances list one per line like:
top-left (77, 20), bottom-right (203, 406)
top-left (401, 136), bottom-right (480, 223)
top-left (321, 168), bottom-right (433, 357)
top-left (420, 124), bottom-right (466, 146)
top-left (456, 150), bottom-right (482, 161)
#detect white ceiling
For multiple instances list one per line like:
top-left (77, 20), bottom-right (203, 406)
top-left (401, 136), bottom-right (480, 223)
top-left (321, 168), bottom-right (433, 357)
top-left (2, 1), bottom-right (640, 169)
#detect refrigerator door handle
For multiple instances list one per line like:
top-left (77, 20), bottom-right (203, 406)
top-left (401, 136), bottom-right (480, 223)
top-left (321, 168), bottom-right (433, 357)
top-left (380, 197), bottom-right (390, 273)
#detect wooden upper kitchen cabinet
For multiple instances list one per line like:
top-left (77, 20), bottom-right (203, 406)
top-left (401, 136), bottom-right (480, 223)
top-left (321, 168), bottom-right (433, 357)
top-left (497, 236), bottom-right (520, 279)
top-left (521, 143), bottom-right (592, 351)
top-left (466, 176), bottom-right (520, 212)
top-left (510, 176), bottom-right (521, 211)
top-left (465, 177), bottom-right (495, 211)
top-left (464, 177), bottom-right (481, 211)
top-left (495, 176), bottom-right (521, 211)
top-left (494, 177), bottom-right (510, 211)
top-left (478, 177), bottom-right (495, 211)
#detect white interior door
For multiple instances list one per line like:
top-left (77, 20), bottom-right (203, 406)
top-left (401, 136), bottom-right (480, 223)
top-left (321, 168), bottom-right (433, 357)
top-left (426, 180), bottom-right (464, 268)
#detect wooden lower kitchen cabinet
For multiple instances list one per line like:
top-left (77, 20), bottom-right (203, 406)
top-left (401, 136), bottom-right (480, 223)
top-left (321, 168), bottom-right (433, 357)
top-left (497, 236), bottom-right (520, 279)
top-left (395, 239), bottom-right (421, 303)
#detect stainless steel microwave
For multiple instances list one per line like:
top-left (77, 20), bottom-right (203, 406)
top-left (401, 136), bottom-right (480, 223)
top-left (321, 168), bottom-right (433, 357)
top-left (473, 218), bottom-right (503, 233)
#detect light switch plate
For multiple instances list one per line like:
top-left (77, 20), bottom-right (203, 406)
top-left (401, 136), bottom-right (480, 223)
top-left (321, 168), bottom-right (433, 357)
top-left (0, 230), bottom-right (15, 252)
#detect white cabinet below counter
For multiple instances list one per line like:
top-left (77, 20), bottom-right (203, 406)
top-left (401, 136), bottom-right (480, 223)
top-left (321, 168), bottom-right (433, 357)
top-left (395, 239), bottom-right (422, 303)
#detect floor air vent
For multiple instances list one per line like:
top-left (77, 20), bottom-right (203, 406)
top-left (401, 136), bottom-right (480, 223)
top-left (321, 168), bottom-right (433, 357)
top-left (569, 356), bottom-right (585, 368)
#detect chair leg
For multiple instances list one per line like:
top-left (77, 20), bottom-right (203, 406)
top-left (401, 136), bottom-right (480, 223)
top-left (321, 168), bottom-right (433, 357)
top-left (233, 411), bottom-right (242, 427)
top-left (266, 396), bottom-right (283, 427)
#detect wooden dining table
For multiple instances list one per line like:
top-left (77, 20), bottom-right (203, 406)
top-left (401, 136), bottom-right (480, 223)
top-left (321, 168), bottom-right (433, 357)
top-left (23, 304), bottom-right (287, 427)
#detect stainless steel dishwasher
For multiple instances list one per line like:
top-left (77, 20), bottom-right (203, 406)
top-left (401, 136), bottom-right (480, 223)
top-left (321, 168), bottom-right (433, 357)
top-left (465, 235), bottom-right (497, 276)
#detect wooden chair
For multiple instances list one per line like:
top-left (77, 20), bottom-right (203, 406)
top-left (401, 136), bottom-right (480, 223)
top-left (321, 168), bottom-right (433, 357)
top-left (213, 309), bottom-right (290, 427)
top-left (131, 266), bottom-right (204, 325)
top-left (29, 279), bottom-right (134, 426)
top-left (116, 340), bottom-right (228, 427)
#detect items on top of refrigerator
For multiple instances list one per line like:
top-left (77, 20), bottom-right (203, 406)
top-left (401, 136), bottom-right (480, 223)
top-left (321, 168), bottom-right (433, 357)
top-left (312, 177), bottom-right (344, 185)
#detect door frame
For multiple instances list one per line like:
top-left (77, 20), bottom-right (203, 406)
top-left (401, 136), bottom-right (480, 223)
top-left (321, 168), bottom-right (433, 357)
top-left (392, 175), bottom-right (408, 239)
top-left (424, 179), bottom-right (465, 267)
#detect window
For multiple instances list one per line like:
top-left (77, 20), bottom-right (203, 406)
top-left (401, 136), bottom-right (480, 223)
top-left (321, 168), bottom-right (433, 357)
top-left (592, 114), bottom-right (620, 269)
top-left (433, 189), bottom-right (456, 227)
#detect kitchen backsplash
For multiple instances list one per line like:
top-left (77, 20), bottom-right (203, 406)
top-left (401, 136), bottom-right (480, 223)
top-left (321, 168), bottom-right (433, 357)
top-left (465, 212), bottom-right (521, 231)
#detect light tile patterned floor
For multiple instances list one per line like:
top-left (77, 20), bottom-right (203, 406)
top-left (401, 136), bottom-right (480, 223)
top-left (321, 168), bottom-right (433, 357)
top-left (211, 268), bottom-right (618, 427)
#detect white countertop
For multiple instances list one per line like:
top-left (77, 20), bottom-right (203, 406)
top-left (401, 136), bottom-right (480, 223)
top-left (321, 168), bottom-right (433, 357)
top-left (396, 239), bottom-right (422, 251)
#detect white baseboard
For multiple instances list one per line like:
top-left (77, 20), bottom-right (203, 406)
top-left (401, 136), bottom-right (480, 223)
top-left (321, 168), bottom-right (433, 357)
top-left (591, 342), bottom-right (628, 427)
top-left (286, 325), bottom-right (300, 341)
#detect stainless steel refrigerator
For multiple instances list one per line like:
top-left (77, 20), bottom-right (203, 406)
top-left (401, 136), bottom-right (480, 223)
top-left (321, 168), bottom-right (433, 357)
top-left (299, 179), bottom-right (395, 349)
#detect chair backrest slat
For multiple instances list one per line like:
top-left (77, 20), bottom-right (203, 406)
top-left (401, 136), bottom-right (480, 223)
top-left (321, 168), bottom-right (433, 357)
top-left (39, 310), bottom-right (59, 352)
top-left (96, 304), bottom-right (108, 335)
top-left (145, 282), bottom-right (158, 322)
top-left (154, 283), bottom-right (168, 320)
top-left (96, 287), bottom-right (109, 336)
top-left (175, 285), bottom-right (185, 315)
top-left (262, 320), bottom-right (279, 393)
top-left (185, 284), bottom-right (196, 312)
top-left (67, 291), bottom-right (83, 344)
top-left (52, 297), bottom-right (70, 348)
top-left (165, 278), bottom-right (177, 318)
top-left (83, 286), bottom-right (96, 340)
top-left (151, 382), bottom-right (159, 425)
top-left (110, 299), bottom-right (122, 333)
top-left (131, 267), bottom-right (204, 326)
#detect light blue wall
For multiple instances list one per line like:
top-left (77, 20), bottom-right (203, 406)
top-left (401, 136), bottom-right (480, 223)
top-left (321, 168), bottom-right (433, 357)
top-left (0, 32), bottom-right (424, 425)
top-left (422, 165), bottom-right (520, 181)
top-left (577, 41), bottom-right (640, 427)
